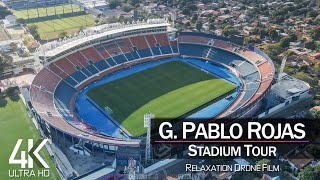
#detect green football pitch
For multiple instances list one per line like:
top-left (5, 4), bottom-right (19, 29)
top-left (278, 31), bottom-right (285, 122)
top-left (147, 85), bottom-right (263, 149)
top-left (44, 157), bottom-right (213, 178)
top-left (27, 14), bottom-right (96, 40)
top-left (87, 61), bottom-right (236, 137)
top-left (13, 3), bottom-right (96, 40)
top-left (0, 97), bottom-right (59, 179)
top-left (13, 3), bottom-right (82, 19)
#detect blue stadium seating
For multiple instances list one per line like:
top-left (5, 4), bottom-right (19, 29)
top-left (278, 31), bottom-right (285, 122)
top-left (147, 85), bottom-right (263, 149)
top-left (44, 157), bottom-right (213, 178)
top-left (86, 64), bottom-right (99, 74)
top-left (71, 71), bottom-right (87, 83)
top-left (106, 58), bottom-right (117, 66)
top-left (151, 47), bottom-right (161, 56)
top-left (171, 46), bottom-right (179, 53)
top-left (160, 46), bottom-right (172, 54)
top-left (124, 52), bottom-right (135, 61)
top-left (95, 60), bottom-right (110, 71)
top-left (131, 51), bottom-right (140, 59)
top-left (179, 44), bottom-right (206, 57)
top-left (54, 81), bottom-right (76, 121)
top-left (64, 77), bottom-right (78, 87)
top-left (80, 67), bottom-right (93, 77)
top-left (113, 55), bottom-right (127, 64)
top-left (137, 49), bottom-right (152, 58)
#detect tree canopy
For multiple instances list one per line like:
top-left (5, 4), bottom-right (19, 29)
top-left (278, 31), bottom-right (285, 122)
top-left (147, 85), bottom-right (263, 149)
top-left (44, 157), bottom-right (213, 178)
top-left (298, 166), bottom-right (317, 180)
top-left (0, 53), bottom-right (13, 74)
top-left (222, 25), bottom-right (239, 37)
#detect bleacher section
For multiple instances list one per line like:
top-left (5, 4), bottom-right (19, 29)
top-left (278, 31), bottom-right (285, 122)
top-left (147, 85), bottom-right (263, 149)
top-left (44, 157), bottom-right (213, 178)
top-left (178, 33), bottom-right (275, 116)
top-left (32, 68), bottom-right (61, 92)
top-left (54, 58), bottom-right (76, 75)
top-left (80, 47), bottom-right (102, 63)
top-left (54, 81), bottom-right (77, 121)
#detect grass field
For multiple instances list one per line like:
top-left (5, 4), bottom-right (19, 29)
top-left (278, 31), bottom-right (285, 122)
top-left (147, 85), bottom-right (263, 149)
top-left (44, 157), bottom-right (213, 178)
top-left (13, 3), bottom-right (96, 40)
top-left (87, 61), bottom-right (236, 137)
top-left (0, 97), bottom-right (59, 179)
top-left (27, 14), bottom-right (96, 40)
top-left (13, 3), bottom-right (82, 19)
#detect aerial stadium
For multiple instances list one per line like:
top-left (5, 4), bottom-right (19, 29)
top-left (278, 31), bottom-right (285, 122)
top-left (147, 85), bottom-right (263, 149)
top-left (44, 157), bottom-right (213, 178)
top-left (29, 18), bottom-right (276, 177)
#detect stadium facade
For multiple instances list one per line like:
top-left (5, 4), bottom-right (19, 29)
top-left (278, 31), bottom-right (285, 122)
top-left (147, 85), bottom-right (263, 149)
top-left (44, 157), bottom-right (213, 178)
top-left (28, 19), bottom-right (278, 177)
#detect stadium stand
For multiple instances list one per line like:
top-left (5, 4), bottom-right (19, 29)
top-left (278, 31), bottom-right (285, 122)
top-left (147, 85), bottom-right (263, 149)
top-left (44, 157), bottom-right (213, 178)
top-left (130, 36), bottom-right (149, 50)
top-left (113, 54), bottom-right (128, 64)
top-left (54, 58), bottom-right (77, 75)
top-left (80, 47), bottom-right (102, 62)
top-left (31, 20), bottom-right (275, 147)
top-left (95, 44), bottom-right (111, 59)
top-left (30, 86), bottom-right (56, 114)
top-left (48, 63), bottom-right (69, 79)
top-left (32, 68), bottom-right (61, 93)
top-left (170, 40), bottom-right (179, 53)
top-left (115, 39), bottom-right (132, 53)
top-left (154, 33), bottom-right (170, 46)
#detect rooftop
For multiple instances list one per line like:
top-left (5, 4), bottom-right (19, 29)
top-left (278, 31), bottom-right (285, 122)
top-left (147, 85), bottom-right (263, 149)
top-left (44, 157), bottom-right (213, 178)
top-left (271, 73), bottom-right (310, 100)
top-left (35, 19), bottom-right (171, 57)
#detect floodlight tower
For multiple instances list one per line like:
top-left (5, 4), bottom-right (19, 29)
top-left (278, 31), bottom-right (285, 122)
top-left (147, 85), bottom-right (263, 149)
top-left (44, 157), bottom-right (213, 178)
top-left (144, 113), bottom-right (154, 163)
top-left (170, 9), bottom-right (177, 28)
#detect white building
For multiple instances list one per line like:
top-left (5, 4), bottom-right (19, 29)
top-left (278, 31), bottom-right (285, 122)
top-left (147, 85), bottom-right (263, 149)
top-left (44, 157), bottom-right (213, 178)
top-left (3, 15), bottom-right (17, 27)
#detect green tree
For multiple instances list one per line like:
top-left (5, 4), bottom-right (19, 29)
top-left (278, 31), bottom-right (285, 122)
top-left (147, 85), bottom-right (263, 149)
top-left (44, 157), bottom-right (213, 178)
top-left (288, 33), bottom-right (298, 42)
top-left (264, 44), bottom-right (284, 58)
top-left (255, 159), bottom-right (271, 167)
top-left (279, 36), bottom-right (291, 48)
top-left (314, 63), bottom-right (320, 77)
top-left (311, 27), bottom-right (320, 40)
top-left (17, 18), bottom-right (26, 24)
top-left (191, 14), bottom-right (198, 23)
top-left (298, 166), bottom-right (317, 180)
top-left (299, 64), bottom-right (309, 73)
top-left (28, 25), bottom-right (40, 40)
top-left (222, 25), bottom-right (238, 37)
top-left (268, 28), bottom-right (279, 40)
top-left (121, 3), bottom-right (134, 12)
top-left (294, 72), bottom-right (318, 87)
top-left (209, 23), bottom-right (215, 30)
top-left (182, 7), bottom-right (191, 15)
top-left (196, 20), bottom-right (203, 32)
top-left (127, 0), bottom-right (139, 6)
top-left (306, 144), bottom-right (320, 158)
top-left (245, 37), bottom-right (261, 44)
top-left (280, 161), bottom-right (292, 173)
top-left (108, 0), bottom-right (121, 9)
top-left (305, 41), bottom-right (316, 50)
top-left (308, 10), bottom-right (319, 18)
top-left (259, 29), bottom-right (268, 39)
top-left (0, 53), bottom-right (13, 74)
top-left (0, 6), bottom-right (11, 19)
